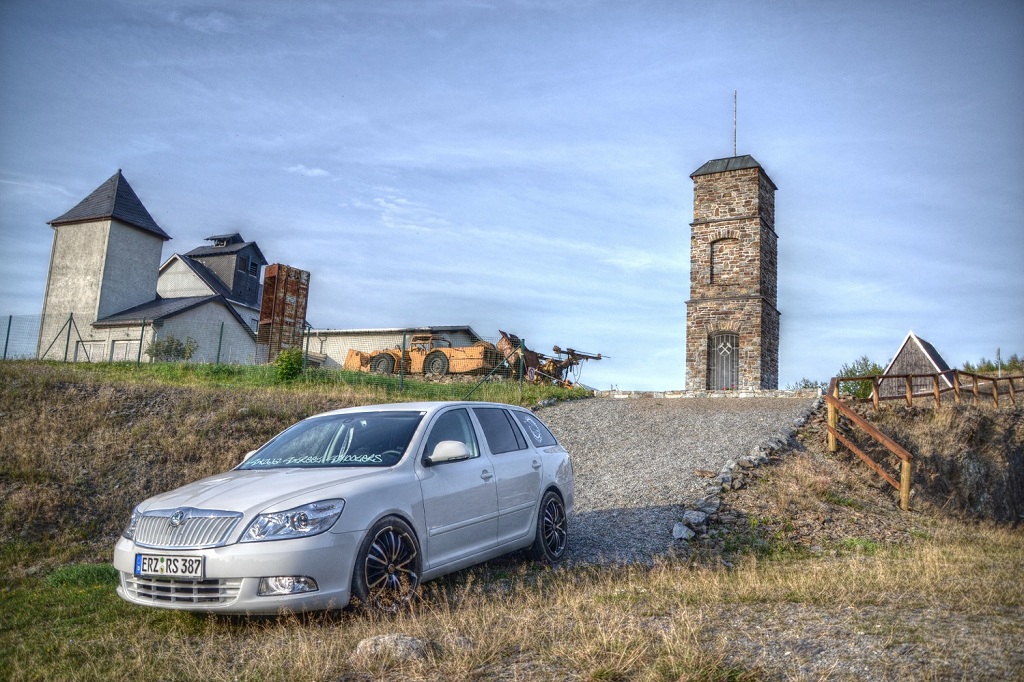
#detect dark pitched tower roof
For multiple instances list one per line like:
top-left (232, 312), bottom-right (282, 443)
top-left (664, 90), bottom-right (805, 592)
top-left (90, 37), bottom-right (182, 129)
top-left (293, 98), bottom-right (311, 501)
top-left (48, 170), bottom-right (171, 240)
top-left (690, 154), bottom-right (777, 190)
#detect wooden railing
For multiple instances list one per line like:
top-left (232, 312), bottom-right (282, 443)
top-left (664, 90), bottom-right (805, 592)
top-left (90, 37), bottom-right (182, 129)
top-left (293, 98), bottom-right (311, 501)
top-left (824, 370), bottom-right (1022, 511)
top-left (835, 370), bottom-right (1022, 411)
top-left (825, 378), bottom-right (914, 510)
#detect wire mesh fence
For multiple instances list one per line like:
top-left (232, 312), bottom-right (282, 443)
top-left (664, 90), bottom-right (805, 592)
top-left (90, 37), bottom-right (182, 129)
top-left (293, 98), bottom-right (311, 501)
top-left (2, 313), bottom-right (594, 401)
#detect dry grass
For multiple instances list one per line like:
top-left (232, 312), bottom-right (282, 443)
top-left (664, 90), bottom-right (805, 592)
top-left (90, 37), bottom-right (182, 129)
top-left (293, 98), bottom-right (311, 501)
top-left (4, 522), bottom-right (1020, 681)
top-left (1, 362), bottom-right (1022, 680)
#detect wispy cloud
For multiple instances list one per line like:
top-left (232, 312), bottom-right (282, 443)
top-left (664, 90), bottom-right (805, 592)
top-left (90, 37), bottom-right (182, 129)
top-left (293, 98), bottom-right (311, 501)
top-left (168, 10), bottom-right (242, 35)
top-left (284, 165), bottom-right (331, 178)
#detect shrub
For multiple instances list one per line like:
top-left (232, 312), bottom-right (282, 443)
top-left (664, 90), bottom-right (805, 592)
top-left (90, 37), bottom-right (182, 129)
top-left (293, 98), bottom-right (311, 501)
top-left (787, 377), bottom-right (827, 391)
top-left (836, 355), bottom-right (885, 399)
top-left (145, 335), bottom-right (198, 362)
top-left (963, 353), bottom-right (1022, 376)
top-left (275, 348), bottom-right (305, 382)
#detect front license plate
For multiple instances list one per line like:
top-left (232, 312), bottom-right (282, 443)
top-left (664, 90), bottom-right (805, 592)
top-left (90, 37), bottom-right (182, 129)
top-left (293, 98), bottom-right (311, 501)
top-left (135, 554), bottom-right (205, 579)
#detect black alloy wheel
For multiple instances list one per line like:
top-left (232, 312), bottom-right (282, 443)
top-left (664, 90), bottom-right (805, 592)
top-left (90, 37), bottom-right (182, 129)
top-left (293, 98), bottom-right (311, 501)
top-left (531, 490), bottom-right (567, 563)
top-left (353, 517), bottom-right (421, 611)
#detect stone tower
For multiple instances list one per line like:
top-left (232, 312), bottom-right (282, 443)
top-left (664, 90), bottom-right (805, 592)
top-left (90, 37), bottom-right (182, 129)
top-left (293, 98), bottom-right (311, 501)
top-left (685, 155), bottom-right (779, 391)
top-left (37, 170), bottom-right (170, 359)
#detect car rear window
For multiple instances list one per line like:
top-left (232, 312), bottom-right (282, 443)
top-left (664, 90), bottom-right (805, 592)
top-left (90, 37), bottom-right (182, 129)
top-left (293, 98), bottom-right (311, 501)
top-left (240, 412), bottom-right (424, 469)
top-left (473, 407), bottom-right (527, 454)
top-left (512, 410), bottom-right (558, 448)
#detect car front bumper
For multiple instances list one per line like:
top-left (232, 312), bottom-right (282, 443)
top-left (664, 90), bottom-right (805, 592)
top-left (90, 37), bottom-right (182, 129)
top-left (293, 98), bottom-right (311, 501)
top-left (112, 528), bottom-right (362, 614)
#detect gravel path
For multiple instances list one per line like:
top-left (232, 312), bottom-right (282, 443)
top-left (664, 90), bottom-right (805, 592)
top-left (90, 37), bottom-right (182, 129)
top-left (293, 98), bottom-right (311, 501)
top-left (538, 396), bottom-right (818, 564)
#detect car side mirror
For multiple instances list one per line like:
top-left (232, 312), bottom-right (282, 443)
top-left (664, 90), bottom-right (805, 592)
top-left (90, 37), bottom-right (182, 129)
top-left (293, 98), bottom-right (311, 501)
top-left (241, 450), bottom-right (257, 463)
top-left (426, 440), bottom-right (471, 465)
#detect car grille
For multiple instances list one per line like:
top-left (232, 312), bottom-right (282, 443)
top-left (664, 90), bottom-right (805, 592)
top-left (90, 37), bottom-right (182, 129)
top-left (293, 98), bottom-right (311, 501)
top-left (122, 573), bottom-right (242, 606)
top-left (134, 509), bottom-right (243, 549)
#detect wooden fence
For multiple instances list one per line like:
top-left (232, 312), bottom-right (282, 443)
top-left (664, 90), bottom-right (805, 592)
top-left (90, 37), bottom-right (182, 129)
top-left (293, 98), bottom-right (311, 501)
top-left (824, 370), bottom-right (1022, 511)
top-left (836, 369), bottom-right (1022, 411)
top-left (824, 378), bottom-right (913, 510)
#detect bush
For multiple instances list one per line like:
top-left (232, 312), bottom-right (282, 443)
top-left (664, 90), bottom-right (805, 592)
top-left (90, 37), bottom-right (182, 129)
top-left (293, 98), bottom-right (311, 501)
top-left (145, 335), bottom-right (198, 362)
top-left (963, 353), bottom-right (1022, 376)
top-left (275, 348), bottom-right (305, 382)
top-left (787, 377), bottom-right (827, 391)
top-left (836, 355), bottom-right (885, 399)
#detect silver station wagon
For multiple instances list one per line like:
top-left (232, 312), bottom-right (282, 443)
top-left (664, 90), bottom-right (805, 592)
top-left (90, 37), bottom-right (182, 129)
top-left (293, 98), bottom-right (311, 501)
top-left (113, 401), bottom-right (574, 614)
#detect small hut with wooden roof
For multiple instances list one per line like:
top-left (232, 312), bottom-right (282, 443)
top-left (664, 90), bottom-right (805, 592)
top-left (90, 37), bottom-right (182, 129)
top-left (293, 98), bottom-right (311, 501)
top-left (879, 331), bottom-right (954, 398)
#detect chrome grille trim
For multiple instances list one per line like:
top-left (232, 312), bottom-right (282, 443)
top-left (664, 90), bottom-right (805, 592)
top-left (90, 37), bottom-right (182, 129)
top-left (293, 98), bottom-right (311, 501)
top-left (134, 508), bottom-right (243, 549)
top-left (121, 573), bottom-right (242, 605)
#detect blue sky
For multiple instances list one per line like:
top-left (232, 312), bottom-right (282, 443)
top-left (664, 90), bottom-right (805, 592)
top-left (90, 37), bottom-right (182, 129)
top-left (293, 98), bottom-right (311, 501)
top-left (1, 0), bottom-right (1021, 390)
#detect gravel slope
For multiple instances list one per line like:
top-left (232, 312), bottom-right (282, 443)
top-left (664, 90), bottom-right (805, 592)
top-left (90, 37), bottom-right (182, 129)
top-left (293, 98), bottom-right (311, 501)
top-left (538, 395), bottom-right (818, 564)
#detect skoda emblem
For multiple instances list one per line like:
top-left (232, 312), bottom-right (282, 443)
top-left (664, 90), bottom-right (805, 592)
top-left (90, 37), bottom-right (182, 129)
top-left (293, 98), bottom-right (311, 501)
top-left (169, 509), bottom-right (187, 528)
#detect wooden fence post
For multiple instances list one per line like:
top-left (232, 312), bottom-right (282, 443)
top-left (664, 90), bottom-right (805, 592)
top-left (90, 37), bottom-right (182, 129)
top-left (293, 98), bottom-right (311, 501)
top-left (871, 378), bottom-right (880, 412)
top-left (827, 382), bottom-right (838, 453)
top-left (953, 371), bottom-right (962, 404)
top-left (991, 378), bottom-right (999, 408)
top-left (905, 376), bottom-right (913, 407)
top-left (933, 375), bottom-right (941, 408)
top-left (900, 459), bottom-right (912, 511)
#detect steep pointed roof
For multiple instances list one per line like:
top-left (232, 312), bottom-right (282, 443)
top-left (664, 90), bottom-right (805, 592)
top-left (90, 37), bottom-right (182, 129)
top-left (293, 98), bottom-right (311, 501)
top-left (49, 170), bottom-right (170, 240)
top-left (884, 331), bottom-right (954, 387)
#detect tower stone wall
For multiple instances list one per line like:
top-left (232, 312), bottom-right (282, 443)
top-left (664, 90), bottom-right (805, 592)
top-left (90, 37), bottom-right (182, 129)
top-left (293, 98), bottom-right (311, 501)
top-left (685, 156), bottom-right (780, 391)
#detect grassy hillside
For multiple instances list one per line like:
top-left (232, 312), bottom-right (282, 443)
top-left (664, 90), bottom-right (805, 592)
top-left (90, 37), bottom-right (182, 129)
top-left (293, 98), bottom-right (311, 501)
top-left (1, 361), bottom-right (1022, 681)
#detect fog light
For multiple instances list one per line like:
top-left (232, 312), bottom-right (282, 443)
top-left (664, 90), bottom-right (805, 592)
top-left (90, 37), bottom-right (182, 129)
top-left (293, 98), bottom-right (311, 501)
top-left (258, 576), bottom-right (319, 596)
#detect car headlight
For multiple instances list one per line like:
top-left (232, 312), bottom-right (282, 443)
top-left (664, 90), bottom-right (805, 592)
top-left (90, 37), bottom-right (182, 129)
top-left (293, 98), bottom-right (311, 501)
top-left (123, 507), bottom-right (141, 540)
top-left (240, 499), bottom-right (345, 543)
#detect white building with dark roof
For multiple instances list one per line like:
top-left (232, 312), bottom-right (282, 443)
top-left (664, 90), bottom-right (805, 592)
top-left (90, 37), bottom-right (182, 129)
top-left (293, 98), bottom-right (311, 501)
top-left (37, 171), bottom-right (261, 363)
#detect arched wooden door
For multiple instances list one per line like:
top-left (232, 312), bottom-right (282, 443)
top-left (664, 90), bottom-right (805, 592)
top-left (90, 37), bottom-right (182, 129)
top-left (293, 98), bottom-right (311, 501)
top-left (709, 332), bottom-right (739, 390)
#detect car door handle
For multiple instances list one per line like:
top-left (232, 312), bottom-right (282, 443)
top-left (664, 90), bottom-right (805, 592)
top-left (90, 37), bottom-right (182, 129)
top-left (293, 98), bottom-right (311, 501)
top-left (480, 469), bottom-right (493, 480)
top-left (531, 460), bottom-right (541, 470)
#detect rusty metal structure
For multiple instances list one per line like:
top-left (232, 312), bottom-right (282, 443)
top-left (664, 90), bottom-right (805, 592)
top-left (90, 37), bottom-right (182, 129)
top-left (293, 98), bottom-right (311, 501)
top-left (256, 264), bottom-right (310, 363)
top-left (497, 330), bottom-right (602, 387)
top-left (344, 333), bottom-right (501, 376)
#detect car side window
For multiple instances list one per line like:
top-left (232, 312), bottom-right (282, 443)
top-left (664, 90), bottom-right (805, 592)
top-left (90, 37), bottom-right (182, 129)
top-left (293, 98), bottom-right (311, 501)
top-left (472, 407), bottom-right (527, 455)
top-left (512, 410), bottom-right (558, 448)
top-left (423, 408), bottom-right (480, 461)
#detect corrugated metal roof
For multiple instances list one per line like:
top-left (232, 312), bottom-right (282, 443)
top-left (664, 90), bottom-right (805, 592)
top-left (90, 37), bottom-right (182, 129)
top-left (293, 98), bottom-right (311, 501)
top-left (49, 170), bottom-right (170, 240)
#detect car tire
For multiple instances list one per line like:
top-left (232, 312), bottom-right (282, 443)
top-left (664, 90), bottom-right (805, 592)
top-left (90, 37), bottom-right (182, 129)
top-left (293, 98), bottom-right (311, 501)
top-left (530, 490), bottom-right (567, 563)
top-left (423, 351), bottom-right (449, 376)
top-left (352, 516), bottom-right (421, 611)
top-left (370, 354), bottom-right (395, 375)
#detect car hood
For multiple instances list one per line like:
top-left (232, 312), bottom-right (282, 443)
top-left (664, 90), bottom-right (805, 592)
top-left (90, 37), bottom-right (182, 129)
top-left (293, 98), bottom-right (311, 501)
top-left (137, 467), bottom-right (390, 516)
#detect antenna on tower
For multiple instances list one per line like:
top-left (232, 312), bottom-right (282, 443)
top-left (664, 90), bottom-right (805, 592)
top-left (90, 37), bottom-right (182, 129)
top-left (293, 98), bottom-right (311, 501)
top-left (733, 90), bottom-right (737, 157)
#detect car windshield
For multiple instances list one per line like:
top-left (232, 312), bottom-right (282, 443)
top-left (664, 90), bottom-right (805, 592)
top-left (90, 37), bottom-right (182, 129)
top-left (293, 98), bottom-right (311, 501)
top-left (239, 411), bottom-right (425, 469)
